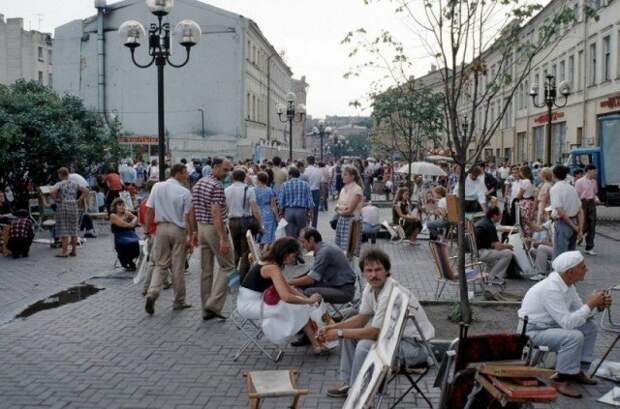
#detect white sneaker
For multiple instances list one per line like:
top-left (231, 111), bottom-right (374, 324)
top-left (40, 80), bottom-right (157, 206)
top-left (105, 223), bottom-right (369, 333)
top-left (585, 250), bottom-right (598, 256)
top-left (528, 274), bottom-right (546, 282)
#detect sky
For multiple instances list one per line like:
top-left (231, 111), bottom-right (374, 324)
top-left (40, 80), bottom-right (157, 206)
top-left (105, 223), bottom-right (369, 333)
top-left (0, 0), bottom-right (444, 118)
top-left (0, 0), bottom-right (549, 118)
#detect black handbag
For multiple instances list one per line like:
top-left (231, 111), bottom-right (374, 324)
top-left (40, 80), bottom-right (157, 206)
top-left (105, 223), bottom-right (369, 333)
top-left (240, 186), bottom-right (260, 234)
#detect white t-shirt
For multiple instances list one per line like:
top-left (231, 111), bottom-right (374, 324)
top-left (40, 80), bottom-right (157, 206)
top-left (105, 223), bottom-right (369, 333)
top-left (437, 197), bottom-right (447, 210)
top-left (225, 181), bottom-right (256, 218)
top-left (361, 205), bottom-right (380, 226)
top-left (519, 179), bottom-right (535, 199)
top-left (550, 180), bottom-right (581, 218)
top-left (146, 178), bottom-right (193, 229)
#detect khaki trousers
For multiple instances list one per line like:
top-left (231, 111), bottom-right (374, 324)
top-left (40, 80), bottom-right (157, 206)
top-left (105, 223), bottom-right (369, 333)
top-left (147, 223), bottom-right (187, 305)
top-left (198, 223), bottom-right (235, 314)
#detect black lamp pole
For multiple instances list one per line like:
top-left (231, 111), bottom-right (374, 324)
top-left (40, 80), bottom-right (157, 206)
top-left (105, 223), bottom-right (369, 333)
top-left (530, 74), bottom-right (569, 165)
top-left (121, 2), bottom-right (200, 181)
top-left (277, 92), bottom-right (305, 163)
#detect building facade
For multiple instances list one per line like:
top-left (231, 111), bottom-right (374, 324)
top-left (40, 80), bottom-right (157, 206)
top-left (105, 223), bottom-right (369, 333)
top-left (53, 0), bottom-right (308, 162)
top-left (0, 15), bottom-right (53, 86)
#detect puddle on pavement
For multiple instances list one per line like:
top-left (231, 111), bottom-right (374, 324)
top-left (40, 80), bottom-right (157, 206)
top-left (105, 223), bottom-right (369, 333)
top-left (16, 284), bottom-right (103, 319)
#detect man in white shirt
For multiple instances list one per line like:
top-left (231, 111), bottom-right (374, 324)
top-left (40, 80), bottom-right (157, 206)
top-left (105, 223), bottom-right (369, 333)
top-left (518, 251), bottom-right (610, 398)
top-left (319, 249), bottom-right (434, 399)
top-left (361, 201), bottom-right (380, 244)
top-left (454, 166), bottom-right (487, 213)
top-left (144, 164), bottom-right (195, 314)
top-left (225, 168), bottom-right (262, 282)
top-left (304, 156), bottom-right (322, 228)
top-left (550, 165), bottom-right (583, 257)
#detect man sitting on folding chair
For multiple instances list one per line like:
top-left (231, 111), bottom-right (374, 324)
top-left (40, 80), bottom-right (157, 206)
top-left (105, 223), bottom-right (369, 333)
top-left (288, 228), bottom-right (356, 347)
top-left (317, 248), bottom-right (433, 400)
top-left (518, 251), bottom-right (611, 398)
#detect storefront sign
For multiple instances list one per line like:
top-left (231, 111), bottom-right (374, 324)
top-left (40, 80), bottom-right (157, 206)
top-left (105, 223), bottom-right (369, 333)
top-left (600, 95), bottom-right (620, 109)
top-left (118, 135), bottom-right (159, 144)
top-left (533, 111), bottom-right (564, 124)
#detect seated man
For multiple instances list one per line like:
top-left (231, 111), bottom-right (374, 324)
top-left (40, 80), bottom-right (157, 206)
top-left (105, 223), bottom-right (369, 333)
top-left (291, 228), bottom-right (356, 304)
top-left (526, 219), bottom-right (554, 282)
top-left (7, 209), bottom-right (34, 258)
top-left (318, 248), bottom-right (434, 399)
top-left (518, 251), bottom-right (610, 398)
top-left (361, 200), bottom-right (380, 244)
top-left (475, 206), bottom-right (520, 301)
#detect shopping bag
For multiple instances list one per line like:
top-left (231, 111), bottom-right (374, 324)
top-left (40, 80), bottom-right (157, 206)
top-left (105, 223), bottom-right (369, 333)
top-left (275, 218), bottom-right (288, 240)
top-left (309, 302), bottom-right (339, 350)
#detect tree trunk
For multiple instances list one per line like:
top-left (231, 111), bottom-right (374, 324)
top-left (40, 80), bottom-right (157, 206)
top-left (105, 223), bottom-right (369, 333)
top-left (457, 164), bottom-right (472, 323)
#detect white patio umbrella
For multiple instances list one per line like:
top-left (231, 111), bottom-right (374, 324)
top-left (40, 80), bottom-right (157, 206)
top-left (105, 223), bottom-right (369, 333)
top-left (395, 161), bottom-right (447, 177)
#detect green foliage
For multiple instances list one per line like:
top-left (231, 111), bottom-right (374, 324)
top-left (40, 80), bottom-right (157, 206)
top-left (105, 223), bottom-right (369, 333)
top-left (0, 80), bottom-right (126, 188)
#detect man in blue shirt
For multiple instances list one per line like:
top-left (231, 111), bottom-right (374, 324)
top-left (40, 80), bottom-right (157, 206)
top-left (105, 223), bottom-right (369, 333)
top-left (277, 167), bottom-right (314, 238)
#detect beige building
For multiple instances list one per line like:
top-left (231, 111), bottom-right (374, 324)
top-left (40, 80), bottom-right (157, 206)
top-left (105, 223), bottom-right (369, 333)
top-left (0, 15), bottom-right (53, 86)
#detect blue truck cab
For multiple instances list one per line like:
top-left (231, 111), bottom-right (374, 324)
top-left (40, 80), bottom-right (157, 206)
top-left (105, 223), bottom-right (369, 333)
top-left (566, 114), bottom-right (620, 206)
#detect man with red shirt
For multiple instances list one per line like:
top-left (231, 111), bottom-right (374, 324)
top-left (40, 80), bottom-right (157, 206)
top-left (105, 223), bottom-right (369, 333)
top-left (574, 165), bottom-right (600, 256)
top-left (104, 168), bottom-right (123, 214)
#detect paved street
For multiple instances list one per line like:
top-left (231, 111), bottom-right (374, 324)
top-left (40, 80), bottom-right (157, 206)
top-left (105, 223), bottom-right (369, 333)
top-left (2, 206), bottom-right (620, 408)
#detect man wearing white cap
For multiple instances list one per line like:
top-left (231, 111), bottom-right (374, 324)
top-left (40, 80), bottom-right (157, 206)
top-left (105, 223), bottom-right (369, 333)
top-left (518, 251), bottom-right (611, 398)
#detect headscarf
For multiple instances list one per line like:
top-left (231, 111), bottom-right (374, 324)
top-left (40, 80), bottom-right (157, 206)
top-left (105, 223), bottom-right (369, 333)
top-left (552, 251), bottom-right (584, 274)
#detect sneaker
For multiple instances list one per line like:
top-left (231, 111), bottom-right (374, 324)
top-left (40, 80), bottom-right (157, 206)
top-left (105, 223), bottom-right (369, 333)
top-left (528, 273), bottom-right (546, 282)
top-left (584, 250), bottom-right (598, 256)
top-left (327, 384), bottom-right (349, 398)
top-left (172, 303), bottom-right (192, 311)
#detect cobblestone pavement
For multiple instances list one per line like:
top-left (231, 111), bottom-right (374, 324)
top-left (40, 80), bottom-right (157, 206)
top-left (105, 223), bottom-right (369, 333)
top-left (2, 205), bottom-right (620, 408)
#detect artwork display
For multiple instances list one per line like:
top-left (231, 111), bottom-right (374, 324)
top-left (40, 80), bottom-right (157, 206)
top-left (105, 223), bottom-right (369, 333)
top-left (376, 286), bottom-right (410, 365)
top-left (343, 348), bottom-right (387, 409)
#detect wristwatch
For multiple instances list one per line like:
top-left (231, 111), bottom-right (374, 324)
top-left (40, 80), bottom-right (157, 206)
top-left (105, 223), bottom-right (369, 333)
top-left (337, 329), bottom-right (344, 339)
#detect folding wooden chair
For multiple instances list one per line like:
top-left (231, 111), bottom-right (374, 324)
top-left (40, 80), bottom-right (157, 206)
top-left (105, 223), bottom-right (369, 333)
top-left (244, 369), bottom-right (308, 409)
top-left (429, 240), bottom-right (487, 300)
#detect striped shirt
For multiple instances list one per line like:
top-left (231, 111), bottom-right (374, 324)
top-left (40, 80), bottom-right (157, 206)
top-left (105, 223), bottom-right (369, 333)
top-left (192, 175), bottom-right (227, 225)
top-left (277, 177), bottom-right (315, 210)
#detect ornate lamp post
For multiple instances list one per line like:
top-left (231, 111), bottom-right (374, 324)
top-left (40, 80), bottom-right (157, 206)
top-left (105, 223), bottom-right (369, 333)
top-left (530, 74), bottom-right (570, 165)
top-left (119, 0), bottom-right (201, 181)
top-left (312, 120), bottom-right (332, 162)
top-left (277, 92), bottom-right (306, 163)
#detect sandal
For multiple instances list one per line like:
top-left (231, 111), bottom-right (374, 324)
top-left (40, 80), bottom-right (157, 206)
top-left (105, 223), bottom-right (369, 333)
top-left (311, 345), bottom-right (331, 356)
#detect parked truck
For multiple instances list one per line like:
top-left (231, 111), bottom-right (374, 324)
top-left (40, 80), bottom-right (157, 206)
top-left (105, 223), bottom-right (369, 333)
top-left (566, 114), bottom-right (620, 206)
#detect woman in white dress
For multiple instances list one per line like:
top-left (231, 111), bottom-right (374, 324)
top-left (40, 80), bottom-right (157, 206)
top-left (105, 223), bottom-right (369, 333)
top-left (237, 237), bottom-right (326, 352)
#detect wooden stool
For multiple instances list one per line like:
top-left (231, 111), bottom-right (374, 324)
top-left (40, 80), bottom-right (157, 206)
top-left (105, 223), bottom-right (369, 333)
top-left (244, 369), bottom-right (308, 409)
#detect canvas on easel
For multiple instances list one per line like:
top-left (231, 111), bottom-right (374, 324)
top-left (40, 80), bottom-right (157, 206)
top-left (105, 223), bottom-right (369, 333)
top-left (343, 347), bottom-right (387, 409)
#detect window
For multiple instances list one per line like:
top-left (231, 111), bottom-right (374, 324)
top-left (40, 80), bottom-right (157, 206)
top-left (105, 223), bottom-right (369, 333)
top-left (533, 126), bottom-right (545, 161)
top-left (577, 50), bottom-right (584, 90)
top-left (246, 93), bottom-right (251, 119)
top-left (551, 63), bottom-right (557, 80)
top-left (568, 55), bottom-right (575, 88)
top-left (47, 49), bottom-right (52, 65)
top-left (504, 148), bottom-right (513, 163)
top-left (484, 148), bottom-right (493, 161)
top-left (517, 132), bottom-right (528, 163)
top-left (559, 60), bottom-right (565, 82)
top-left (48, 73), bottom-right (52, 87)
top-left (247, 40), bottom-right (251, 61)
top-left (589, 42), bottom-right (597, 86)
top-left (603, 36), bottom-right (611, 81)
top-left (37, 47), bottom-right (43, 61)
top-left (533, 73), bottom-right (540, 106)
top-left (551, 122), bottom-right (567, 164)
top-left (252, 95), bottom-right (256, 120)
top-left (37, 71), bottom-right (43, 83)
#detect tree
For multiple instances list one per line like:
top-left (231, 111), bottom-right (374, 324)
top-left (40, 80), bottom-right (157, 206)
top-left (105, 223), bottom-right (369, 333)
top-left (0, 80), bottom-right (126, 207)
top-left (344, 0), bottom-right (583, 322)
top-left (371, 83), bottom-right (444, 187)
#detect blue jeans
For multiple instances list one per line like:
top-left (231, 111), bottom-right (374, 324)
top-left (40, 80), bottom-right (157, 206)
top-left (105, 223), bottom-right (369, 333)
top-left (311, 190), bottom-right (320, 228)
top-left (362, 223), bottom-right (379, 244)
top-left (553, 220), bottom-right (576, 258)
top-left (339, 339), bottom-right (375, 385)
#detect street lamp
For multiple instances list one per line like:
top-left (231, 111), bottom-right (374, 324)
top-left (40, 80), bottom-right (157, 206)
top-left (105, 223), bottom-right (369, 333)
top-left (530, 74), bottom-right (570, 165)
top-left (277, 92), bottom-right (306, 163)
top-left (119, 0), bottom-right (201, 181)
top-left (312, 120), bottom-right (332, 162)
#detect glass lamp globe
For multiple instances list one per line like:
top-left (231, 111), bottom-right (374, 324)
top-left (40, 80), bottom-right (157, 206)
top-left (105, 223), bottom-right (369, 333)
top-left (174, 20), bottom-right (201, 47)
top-left (119, 20), bottom-right (146, 48)
top-left (298, 104), bottom-right (306, 113)
top-left (276, 103), bottom-right (285, 114)
top-left (325, 126), bottom-right (332, 134)
top-left (146, 0), bottom-right (174, 16)
top-left (286, 92), bottom-right (296, 103)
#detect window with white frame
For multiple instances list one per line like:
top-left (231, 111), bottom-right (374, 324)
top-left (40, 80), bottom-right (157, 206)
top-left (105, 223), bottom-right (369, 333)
top-left (37, 47), bottom-right (43, 61)
top-left (533, 73), bottom-right (540, 106)
top-left (559, 60), bottom-right (565, 82)
top-left (568, 55), bottom-right (575, 88)
top-left (577, 50), bottom-right (584, 90)
top-left (589, 42), bottom-right (597, 86)
top-left (603, 35), bottom-right (611, 81)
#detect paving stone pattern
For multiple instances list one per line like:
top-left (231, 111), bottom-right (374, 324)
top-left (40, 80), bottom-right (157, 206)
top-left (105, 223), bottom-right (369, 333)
top-left (1, 209), bottom-right (620, 408)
